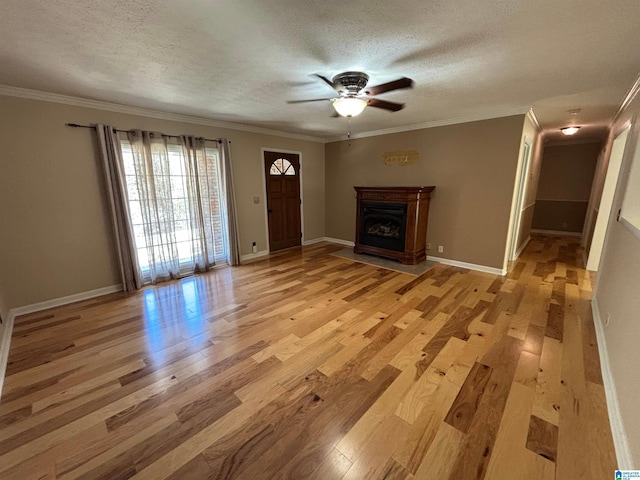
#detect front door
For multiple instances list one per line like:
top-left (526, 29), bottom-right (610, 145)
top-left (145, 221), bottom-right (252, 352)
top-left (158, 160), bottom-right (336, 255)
top-left (264, 151), bottom-right (301, 251)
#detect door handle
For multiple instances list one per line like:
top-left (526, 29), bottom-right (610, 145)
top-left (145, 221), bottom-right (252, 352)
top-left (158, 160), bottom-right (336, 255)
top-left (268, 209), bottom-right (273, 213)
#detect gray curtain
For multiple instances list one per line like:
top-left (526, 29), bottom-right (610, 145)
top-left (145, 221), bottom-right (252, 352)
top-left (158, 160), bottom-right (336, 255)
top-left (220, 139), bottom-right (241, 265)
top-left (95, 124), bottom-right (141, 291)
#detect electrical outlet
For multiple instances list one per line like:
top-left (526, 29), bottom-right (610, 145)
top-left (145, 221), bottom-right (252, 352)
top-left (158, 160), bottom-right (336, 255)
top-left (252, 241), bottom-right (257, 254)
top-left (438, 245), bottom-right (444, 253)
top-left (426, 243), bottom-right (431, 250)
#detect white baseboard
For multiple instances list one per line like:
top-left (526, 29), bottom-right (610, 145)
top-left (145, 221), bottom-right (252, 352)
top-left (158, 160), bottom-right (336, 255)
top-left (514, 236), bottom-right (531, 260)
top-left (426, 255), bottom-right (507, 276)
top-left (324, 237), bottom-right (355, 247)
top-left (0, 311), bottom-right (15, 402)
top-left (302, 237), bottom-right (326, 246)
top-left (531, 229), bottom-right (582, 237)
top-left (592, 297), bottom-right (634, 469)
top-left (8, 284), bottom-right (123, 319)
top-left (322, 238), bottom-right (505, 276)
top-left (1, 283), bottom-right (122, 402)
top-left (240, 250), bottom-right (269, 263)
top-left (240, 238), bottom-right (353, 262)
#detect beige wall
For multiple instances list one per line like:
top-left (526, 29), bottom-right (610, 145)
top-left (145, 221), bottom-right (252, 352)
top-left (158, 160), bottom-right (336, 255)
top-left (536, 143), bottom-right (601, 200)
top-left (532, 142), bottom-right (600, 233)
top-left (594, 89), bottom-right (640, 466)
top-left (516, 206), bottom-right (535, 249)
top-left (325, 115), bottom-right (525, 269)
top-left (0, 95), bottom-right (325, 310)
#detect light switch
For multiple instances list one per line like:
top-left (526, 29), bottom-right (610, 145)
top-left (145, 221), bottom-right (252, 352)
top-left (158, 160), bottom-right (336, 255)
top-left (253, 196), bottom-right (260, 204)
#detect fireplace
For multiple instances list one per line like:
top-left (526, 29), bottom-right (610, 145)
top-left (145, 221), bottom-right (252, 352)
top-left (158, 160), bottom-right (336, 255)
top-left (354, 186), bottom-right (435, 265)
top-left (360, 202), bottom-right (407, 252)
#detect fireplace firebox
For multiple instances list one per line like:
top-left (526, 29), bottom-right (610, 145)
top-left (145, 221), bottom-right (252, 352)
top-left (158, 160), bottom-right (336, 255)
top-left (360, 203), bottom-right (407, 252)
top-left (354, 186), bottom-right (435, 265)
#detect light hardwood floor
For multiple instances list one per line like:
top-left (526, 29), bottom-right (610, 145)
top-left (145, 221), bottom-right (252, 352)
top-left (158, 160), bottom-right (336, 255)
top-left (0, 235), bottom-right (616, 479)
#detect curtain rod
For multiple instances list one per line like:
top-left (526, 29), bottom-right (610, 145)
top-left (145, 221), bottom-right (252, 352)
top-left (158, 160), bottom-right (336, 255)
top-left (66, 123), bottom-right (224, 144)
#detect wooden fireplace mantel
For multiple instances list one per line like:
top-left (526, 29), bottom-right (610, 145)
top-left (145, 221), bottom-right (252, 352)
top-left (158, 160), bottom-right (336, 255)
top-left (354, 186), bottom-right (435, 265)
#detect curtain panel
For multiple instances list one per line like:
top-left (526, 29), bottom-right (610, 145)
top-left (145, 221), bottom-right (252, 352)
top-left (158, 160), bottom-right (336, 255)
top-left (96, 124), bottom-right (141, 291)
top-left (220, 139), bottom-right (241, 266)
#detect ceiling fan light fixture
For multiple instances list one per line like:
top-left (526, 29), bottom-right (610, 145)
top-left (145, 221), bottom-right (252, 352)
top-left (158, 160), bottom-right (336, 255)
top-left (332, 97), bottom-right (367, 117)
top-left (561, 126), bottom-right (581, 135)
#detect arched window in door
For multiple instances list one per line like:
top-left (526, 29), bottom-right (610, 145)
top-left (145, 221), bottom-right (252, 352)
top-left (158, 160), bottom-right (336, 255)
top-left (269, 158), bottom-right (296, 175)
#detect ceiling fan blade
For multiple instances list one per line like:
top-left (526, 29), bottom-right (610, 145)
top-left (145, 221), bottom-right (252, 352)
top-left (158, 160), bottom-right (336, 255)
top-left (366, 77), bottom-right (414, 96)
top-left (365, 97), bottom-right (405, 112)
top-left (287, 98), bottom-right (334, 104)
top-left (314, 74), bottom-right (341, 92)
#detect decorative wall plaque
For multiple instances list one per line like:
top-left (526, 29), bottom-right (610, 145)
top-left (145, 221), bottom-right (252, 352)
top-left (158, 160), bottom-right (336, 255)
top-left (382, 150), bottom-right (419, 167)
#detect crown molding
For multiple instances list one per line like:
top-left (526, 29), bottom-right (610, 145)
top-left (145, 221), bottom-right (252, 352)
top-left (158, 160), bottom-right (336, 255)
top-left (611, 73), bottom-right (640, 125)
top-left (526, 108), bottom-right (543, 133)
top-left (326, 106), bottom-right (530, 142)
top-left (0, 84), bottom-right (538, 145)
top-left (0, 85), bottom-right (327, 144)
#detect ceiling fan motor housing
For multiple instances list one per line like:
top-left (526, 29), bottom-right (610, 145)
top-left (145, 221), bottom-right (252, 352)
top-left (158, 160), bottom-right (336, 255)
top-left (333, 72), bottom-right (369, 95)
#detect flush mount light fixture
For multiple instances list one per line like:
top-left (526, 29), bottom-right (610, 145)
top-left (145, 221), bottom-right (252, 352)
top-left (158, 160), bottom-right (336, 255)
top-left (561, 126), bottom-right (581, 135)
top-left (332, 97), bottom-right (368, 117)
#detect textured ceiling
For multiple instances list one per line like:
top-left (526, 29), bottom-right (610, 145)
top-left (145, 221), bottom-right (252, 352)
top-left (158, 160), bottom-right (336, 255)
top-left (1, 0), bottom-right (639, 141)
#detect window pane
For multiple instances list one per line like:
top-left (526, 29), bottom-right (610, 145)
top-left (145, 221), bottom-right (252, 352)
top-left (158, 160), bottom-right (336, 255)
top-left (170, 175), bottom-right (186, 198)
top-left (270, 163), bottom-right (281, 175)
top-left (169, 154), bottom-right (184, 176)
top-left (129, 200), bottom-right (143, 225)
top-left (174, 220), bottom-right (189, 240)
top-left (125, 175), bottom-right (140, 200)
top-left (173, 198), bottom-right (188, 221)
top-left (121, 142), bottom-right (136, 176)
top-left (133, 224), bottom-right (147, 246)
top-left (270, 158), bottom-right (293, 176)
top-left (136, 248), bottom-right (149, 270)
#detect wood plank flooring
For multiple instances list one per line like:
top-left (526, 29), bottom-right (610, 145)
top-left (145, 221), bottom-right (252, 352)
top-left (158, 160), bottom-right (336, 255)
top-left (0, 235), bottom-right (617, 479)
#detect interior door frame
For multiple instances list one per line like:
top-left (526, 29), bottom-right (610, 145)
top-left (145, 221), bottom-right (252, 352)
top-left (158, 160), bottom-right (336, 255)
top-left (586, 123), bottom-right (632, 271)
top-left (503, 137), bottom-right (534, 272)
top-left (260, 148), bottom-right (305, 254)
top-left (508, 141), bottom-right (532, 261)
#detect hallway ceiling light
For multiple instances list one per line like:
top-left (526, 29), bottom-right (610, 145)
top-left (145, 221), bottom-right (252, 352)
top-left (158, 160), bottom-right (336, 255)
top-left (332, 97), bottom-right (368, 117)
top-left (561, 126), bottom-right (581, 135)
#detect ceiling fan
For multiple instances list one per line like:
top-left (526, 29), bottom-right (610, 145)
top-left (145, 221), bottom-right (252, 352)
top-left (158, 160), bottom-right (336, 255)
top-left (288, 71), bottom-right (414, 117)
